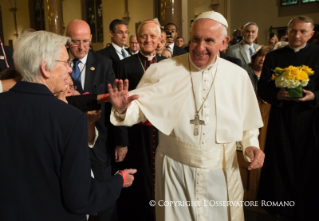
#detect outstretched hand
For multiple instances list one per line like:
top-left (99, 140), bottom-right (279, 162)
top-left (107, 79), bottom-right (139, 114)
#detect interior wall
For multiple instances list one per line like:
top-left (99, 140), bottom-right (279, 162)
top-left (101, 0), bottom-right (154, 51)
top-left (62, 0), bottom-right (82, 35)
top-left (0, 0), bottom-right (30, 46)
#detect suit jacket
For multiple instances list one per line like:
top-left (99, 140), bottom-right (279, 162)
top-left (97, 44), bottom-right (121, 70)
top-left (172, 44), bottom-right (187, 57)
top-left (0, 45), bottom-right (14, 72)
top-left (84, 50), bottom-right (128, 164)
top-left (220, 51), bottom-right (242, 67)
top-left (126, 48), bottom-right (138, 56)
top-left (226, 41), bottom-right (260, 72)
top-left (66, 94), bottom-right (101, 112)
top-left (0, 81), bottom-right (123, 221)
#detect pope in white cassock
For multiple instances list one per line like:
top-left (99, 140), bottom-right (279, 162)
top-left (108, 11), bottom-right (265, 221)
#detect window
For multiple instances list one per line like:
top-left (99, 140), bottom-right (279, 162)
top-left (280, 0), bottom-right (298, 6)
top-left (302, 0), bottom-right (319, 3)
top-left (82, 0), bottom-right (103, 43)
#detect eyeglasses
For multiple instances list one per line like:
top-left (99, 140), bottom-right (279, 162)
top-left (69, 85), bottom-right (77, 90)
top-left (70, 39), bottom-right (91, 46)
top-left (56, 59), bottom-right (72, 67)
top-left (114, 31), bottom-right (129, 36)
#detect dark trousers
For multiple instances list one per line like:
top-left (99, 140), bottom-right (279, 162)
top-left (91, 159), bottom-right (118, 221)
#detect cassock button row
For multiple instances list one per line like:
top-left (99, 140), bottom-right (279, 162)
top-left (203, 132), bottom-right (206, 135)
top-left (204, 105), bottom-right (207, 108)
top-left (204, 79), bottom-right (208, 82)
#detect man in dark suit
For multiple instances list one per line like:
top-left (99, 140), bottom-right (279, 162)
top-left (0, 30), bottom-right (136, 221)
top-left (66, 20), bottom-right (129, 221)
top-left (126, 34), bottom-right (139, 55)
top-left (97, 19), bottom-right (130, 69)
top-left (164, 22), bottom-right (187, 57)
top-left (0, 38), bottom-right (14, 72)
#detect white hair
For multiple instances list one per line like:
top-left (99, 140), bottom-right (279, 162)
top-left (13, 31), bottom-right (70, 82)
top-left (137, 20), bottom-right (161, 37)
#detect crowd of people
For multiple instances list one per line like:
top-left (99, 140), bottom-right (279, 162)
top-left (0, 9), bottom-right (318, 221)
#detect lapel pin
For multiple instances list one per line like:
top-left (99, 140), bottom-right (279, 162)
top-left (90, 67), bottom-right (95, 71)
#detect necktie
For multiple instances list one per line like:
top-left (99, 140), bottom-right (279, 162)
top-left (249, 46), bottom-right (254, 56)
top-left (121, 48), bottom-right (128, 58)
top-left (71, 59), bottom-right (83, 94)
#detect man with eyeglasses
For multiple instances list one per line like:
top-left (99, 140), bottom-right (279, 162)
top-left (127, 34), bottom-right (139, 55)
top-left (258, 16), bottom-right (319, 220)
top-left (97, 19), bottom-right (130, 69)
top-left (66, 20), bottom-right (130, 221)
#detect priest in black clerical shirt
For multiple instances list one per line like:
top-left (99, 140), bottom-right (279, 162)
top-left (113, 19), bottom-right (166, 221)
top-left (257, 16), bottom-right (319, 220)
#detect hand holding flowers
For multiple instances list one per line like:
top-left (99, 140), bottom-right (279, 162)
top-left (272, 65), bottom-right (314, 99)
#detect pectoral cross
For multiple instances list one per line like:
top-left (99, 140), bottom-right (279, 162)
top-left (190, 114), bottom-right (205, 136)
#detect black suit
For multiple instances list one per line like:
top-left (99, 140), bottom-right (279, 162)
top-left (82, 50), bottom-right (128, 220)
top-left (172, 44), bottom-right (187, 57)
top-left (0, 81), bottom-right (123, 221)
top-left (220, 51), bottom-right (242, 67)
top-left (97, 44), bottom-right (121, 70)
top-left (0, 45), bottom-right (14, 72)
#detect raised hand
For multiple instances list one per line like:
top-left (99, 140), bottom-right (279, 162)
top-left (107, 79), bottom-right (139, 114)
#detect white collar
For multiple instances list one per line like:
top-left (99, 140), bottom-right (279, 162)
top-left (70, 53), bottom-right (88, 65)
top-left (112, 43), bottom-right (125, 53)
top-left (288, 43), bottom-right (306, 52)
top-left (188, 54), bottom-right (218, 71)
top-left (139, 50), bottom-right (156, 61)
top-left (167, 43), bottom-right (175, 49)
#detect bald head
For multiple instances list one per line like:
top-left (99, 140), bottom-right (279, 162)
top-left (66, 20), bottom-right (92, 59)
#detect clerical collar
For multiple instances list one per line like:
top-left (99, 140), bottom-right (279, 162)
top-left (139, 51), bottom-right (156, 61)
top-left (288, 43), bottom-right (307, 52)
top-left (188, 54), bottom-right (218, 71)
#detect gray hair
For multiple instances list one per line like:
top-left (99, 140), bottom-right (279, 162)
top-left (137, 20), bottom-right (161, 37)
top-left (129, 34), bottom-right (137, 41)
top-left (20, 28), bottom-right (36, 35)
top-left (242, 22), bottom-right (259, 32)
top-left (13, 31), bottom-right (70, 82)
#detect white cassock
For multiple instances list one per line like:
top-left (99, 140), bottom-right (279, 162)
top-left (111, 54), bottom-right (263, 221)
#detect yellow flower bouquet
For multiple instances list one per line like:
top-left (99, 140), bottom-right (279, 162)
top-left (271, 65), bottom-right (314, 98)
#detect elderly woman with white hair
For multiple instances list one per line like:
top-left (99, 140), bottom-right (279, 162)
top-left (0, 31), bottom-right (136, 221)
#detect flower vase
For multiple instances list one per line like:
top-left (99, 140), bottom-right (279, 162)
top-left (285, 85), bottom-right (303, 98)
